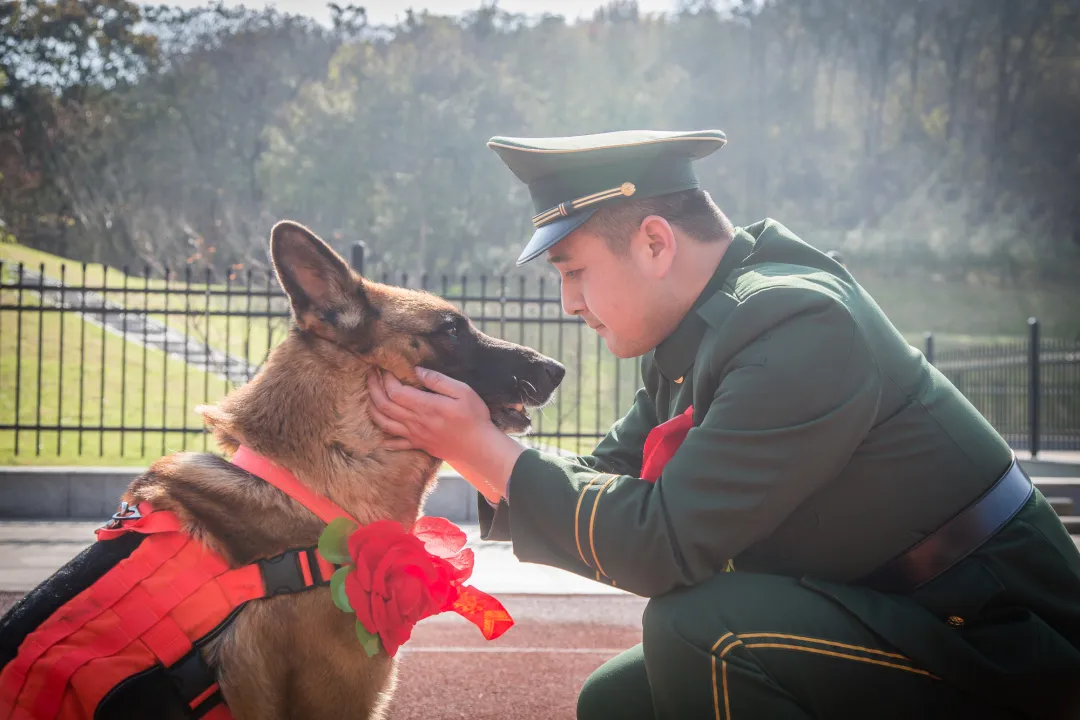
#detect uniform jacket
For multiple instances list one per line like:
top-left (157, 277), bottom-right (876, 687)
top-left (479, 218), bottom-right (1080, 715)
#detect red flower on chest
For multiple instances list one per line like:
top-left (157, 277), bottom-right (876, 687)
top-left (344, 521), bottom-right (465, 656)
top-left (325, 516), bottom-right (515, 658)
top-left (640, 405), bottom-right (695, 482)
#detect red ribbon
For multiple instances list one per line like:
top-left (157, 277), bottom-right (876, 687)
top-left (410, 516), bottom-right (514, 641)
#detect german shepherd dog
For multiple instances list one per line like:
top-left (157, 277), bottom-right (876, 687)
top-left (0, 221), bottom-right (565, 718)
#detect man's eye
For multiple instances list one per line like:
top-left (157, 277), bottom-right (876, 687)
top-left (564, 269), bottom-right (581, 280)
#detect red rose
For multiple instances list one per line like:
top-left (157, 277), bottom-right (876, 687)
top-left (329, 516), bottom-right (512, 656)
top-left (343, 519), bottom-right (461, 656)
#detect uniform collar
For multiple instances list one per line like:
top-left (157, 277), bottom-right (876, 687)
top-left (652, 231), bottom-right (755, 382)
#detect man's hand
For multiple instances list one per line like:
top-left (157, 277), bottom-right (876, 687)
top-left (368, 368), bottom-right (525, 503)
top-left (368, 368), bottom-right (489, 457)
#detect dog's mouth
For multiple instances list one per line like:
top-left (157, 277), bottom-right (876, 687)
top-left (488, 399), bottom-right (536, 435)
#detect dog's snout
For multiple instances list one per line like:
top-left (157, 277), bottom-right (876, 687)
top-left (544, 361), bottom-right (566, 388)
top-left (517, 357), bottom-right (565, 404)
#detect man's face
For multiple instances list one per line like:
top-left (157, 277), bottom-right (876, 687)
top-left (548, 225), bottom-right (670, 359)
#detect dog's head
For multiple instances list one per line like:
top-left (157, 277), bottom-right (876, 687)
top-left (269, 220), bottom-right (564, 434)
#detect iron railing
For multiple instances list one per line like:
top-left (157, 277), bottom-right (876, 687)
top-left (1, 246), bottom-right (1077, 463)
top-left (923, 320), bottom-right (1080, 454)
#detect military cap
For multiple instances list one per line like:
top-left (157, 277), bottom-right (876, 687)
top-left (487, 129), bottom-right (727, 265)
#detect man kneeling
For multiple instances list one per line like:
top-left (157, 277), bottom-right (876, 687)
top-left (369, 130), bottom-right (1080, 719)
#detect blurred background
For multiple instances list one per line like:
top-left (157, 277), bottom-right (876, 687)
top-left (1, 0), bottom-right (1078, 466)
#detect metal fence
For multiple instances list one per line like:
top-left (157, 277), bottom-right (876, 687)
top-left (1, 248), bottom-right (1078, 464)
top-left (923, 321), bottom-right (1080, 454)
top-left (0, 250), bottom-right (643, 463)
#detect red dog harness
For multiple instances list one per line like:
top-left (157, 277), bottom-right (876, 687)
top-left (0, 447), bottom-right (348, 720)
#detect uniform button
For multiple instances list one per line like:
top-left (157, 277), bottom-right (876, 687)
top-left (946, 615), bottom-right (965, 628)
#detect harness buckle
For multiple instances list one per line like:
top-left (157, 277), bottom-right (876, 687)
top-left (104, 501), bottom-right (142, 529)
top-left (112, 501), bottom-right (142, 521)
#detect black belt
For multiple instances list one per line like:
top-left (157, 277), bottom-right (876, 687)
top-left (859, 456), bottom-right (1033, 595)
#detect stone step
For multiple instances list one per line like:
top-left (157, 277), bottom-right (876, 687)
top-left (1048, 496), bottom-right (1075, 516)
top-left (1060, 517), bottom-right (1080, 535)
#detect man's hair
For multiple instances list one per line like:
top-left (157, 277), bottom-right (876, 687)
top-left (579, 188), bottom-right (734, 252)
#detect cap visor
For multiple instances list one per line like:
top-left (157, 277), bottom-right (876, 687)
top-left (516, 210), bottom-right (596, 266)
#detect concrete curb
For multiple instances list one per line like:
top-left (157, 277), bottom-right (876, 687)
top-left (2, 455), bottom-right (1076, 522)
top-left (0, 466), bottom-right (479, 522)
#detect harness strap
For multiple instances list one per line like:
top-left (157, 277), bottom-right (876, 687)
top-left (231, 446), bottom-right (354, 525)
top-left (135, 547), bottom-right (339, 720)
top-left (142, 615), bottom-right (196, 668)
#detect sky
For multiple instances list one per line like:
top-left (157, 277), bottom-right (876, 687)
top-left (148, 0), bottom-right (684, 27)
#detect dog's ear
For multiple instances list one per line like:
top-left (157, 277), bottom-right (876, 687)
top-left (269, 221), bottom-right (372, 338)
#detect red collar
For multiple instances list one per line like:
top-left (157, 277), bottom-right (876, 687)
top-left (231, 445), bottom-right (354, 525)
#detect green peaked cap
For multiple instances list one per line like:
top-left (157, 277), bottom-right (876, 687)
top-left (487, 129), bottom-right (727, 265)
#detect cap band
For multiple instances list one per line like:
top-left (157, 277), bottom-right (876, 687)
top-left (532, 182), bottom-right (637, 228)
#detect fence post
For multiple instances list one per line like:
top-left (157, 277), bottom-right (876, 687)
top-left (351, 242), bottom-right (366, 276)
top-left (923, 332), bottom-right (934, 365)
top-left (1028, 317), bottom-right (1040, 458)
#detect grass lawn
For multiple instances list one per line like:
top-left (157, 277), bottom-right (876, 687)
top-left (0, 290), bottom-right (235, 466)
top-left (0, 242), bottom-right (292, 369)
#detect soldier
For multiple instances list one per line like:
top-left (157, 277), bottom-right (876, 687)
top-left (368, 130), bottom-right (1080, 718)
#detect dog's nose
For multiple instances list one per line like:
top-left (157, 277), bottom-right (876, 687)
top-left (544, 361), bottom-right (566, 388)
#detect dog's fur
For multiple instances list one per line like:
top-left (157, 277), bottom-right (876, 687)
top-left (0, 221), bottom-right (564, 719)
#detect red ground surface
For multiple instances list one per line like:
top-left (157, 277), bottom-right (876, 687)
top-left (385, 595), bottom-right (647, 719)
top-left (0, 592), bottom-right (647, 720)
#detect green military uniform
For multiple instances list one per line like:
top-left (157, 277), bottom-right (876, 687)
top-left (480, 130), bottom-right (1080, 718)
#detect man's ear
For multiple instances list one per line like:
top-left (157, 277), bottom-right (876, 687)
top-left (269, 220), bottom-right (370, 336)
top-left (635, 215), bottom-right (677, 278)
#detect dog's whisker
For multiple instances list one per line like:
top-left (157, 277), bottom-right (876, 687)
top-left (519, 379), bottom-right (540, 404)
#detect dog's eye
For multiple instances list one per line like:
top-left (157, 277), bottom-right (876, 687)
top-left (431, 317), bottom-right (465, 341)
top-left (436, 320), bottom-right (461, 339)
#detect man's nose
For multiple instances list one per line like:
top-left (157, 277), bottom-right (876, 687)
top-left (561, 283), bottom-right (585, 316)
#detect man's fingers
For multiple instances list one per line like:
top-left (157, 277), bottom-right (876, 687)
top-left (415, 367), bottom-right (469, 400)
top-left (371, 372), bottom-right (425, 419)
top-left (383, 371), bottom-right (454, 412)
top-left (368, 369), bottom-right (392, 407)
top-left (369, 403), bottom-right (412, 439)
